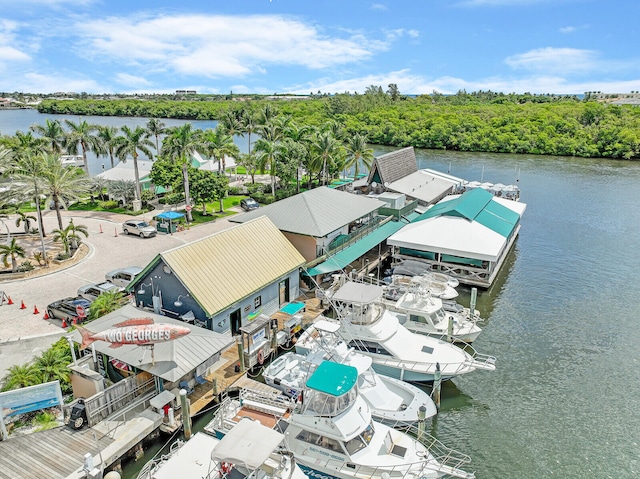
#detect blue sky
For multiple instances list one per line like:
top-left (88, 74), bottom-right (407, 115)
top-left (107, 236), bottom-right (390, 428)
top-left (1, 0), bottom-right (639, 95)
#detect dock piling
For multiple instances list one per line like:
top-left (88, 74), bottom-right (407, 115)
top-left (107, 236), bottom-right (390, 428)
top-left (432, 362), bottom-right (442, 410)
top-left (180, 389), bottom-right (192, 439)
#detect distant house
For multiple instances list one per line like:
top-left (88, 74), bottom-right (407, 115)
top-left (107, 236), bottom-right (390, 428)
top-left (95, 160), bottom-right (167, 194)
top-left (388, 188), bottom-right (527, 287)
top-left (129, 216), bottom-right (306, 335)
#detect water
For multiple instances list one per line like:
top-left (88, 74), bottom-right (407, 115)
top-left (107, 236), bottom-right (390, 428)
top-left (4, 110), bottom-right (640, 478)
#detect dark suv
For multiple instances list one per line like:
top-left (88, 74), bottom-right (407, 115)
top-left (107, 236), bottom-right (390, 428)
top-left (240, 198), bottom-right (259, 211)
top-left (46, 297), bottom-right (91, 323)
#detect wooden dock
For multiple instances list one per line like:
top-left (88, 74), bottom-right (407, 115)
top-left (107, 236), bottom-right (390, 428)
top-left (271, 296), bottom-right (326, 330)
top-left (0, 425), bottom-right (113, 479)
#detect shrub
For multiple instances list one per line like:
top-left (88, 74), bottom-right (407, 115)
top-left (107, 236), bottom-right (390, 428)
top-left (227, 186), bottom-right (243, 195)
top-left (251, 192), bottom-right (265, 203)
top-left (262, 195), bottom-right (276, 205)
top-left (275, 188), bottom-right (296, 200)
top-left (29, 227), bottom-right (39, 234)
top-left (162, 192), bottom-right (185, 205)
top-left (140, 190), bottom-right (156, 202)
top-left (17, 260), bottom-right (34, 272)
top-left (246, 183), bottom-right (264, 195)
top-left (55, 252), bottom-right (71, 261)
top-left (98, 200), bottom-right (119, 210)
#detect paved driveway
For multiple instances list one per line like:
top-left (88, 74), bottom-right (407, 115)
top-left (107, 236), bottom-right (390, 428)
top-left (0, 208), bottom-right (239, 376)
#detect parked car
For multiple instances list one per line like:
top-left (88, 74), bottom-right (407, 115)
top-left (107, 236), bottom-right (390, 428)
top-left (77, 281), bottom-right (124, 302)
top-left (240, 197), bottom-right (260, 211)
top-left (46, 297), bottom-right (91, 322)
top-left (105, 266), bottom-right (143, 288)
top-left (122, 220), bottom-right (156, 238)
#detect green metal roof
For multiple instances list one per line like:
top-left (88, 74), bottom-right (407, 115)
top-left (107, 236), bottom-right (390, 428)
top-left (305, 219), bottom-right (406, 276)
top-left (306, 361), bottom-right (357, 396)
top-left (413, 188), bottom-right (520, 238)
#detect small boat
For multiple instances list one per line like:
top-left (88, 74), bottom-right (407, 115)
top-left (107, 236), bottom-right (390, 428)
top-left (59, 155), bottom-right (84, 168)
top-left (207, 363), bottom-right (476, 479)
top-left (383, 273), bottom-right (459, 300)
top-left (384, 287), bottom-right (482, 344)
top-left (264, 319), bottom-right (436, 427)
top-left (138, 418), bottom-right (306, 479)
top-left (389, 259), bottom-right (460, 288)
top-left (301, 281), bottom-right (495, 382)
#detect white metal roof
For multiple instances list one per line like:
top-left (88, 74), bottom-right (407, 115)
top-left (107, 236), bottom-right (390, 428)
top-left (95, 160), bottom-right (153, 182)
top-left (331, 281), bottom-right (384, 305)
top-left (69, 304), bottom-right (233, 381)
top-left (211, 418), bottom-right (285, 469)
top-left (229, 187), bottom-right (386, 237)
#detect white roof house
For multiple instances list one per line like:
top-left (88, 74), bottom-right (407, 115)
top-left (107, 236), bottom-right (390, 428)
top-left (95, 160), bottom-right (154, 182)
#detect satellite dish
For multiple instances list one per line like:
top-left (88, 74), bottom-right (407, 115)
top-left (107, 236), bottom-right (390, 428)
top-left (384, 182), bottom-right (390, 188)
top-left (371, 182), bottom-right (377, 188)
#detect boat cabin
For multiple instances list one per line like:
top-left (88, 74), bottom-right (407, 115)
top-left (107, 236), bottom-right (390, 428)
top-left (301, 361), bottom-right (358, 417)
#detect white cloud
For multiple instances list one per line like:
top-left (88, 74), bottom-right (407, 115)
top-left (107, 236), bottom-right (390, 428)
top-left (0, 20), bottom-right (31, 66)
top-left (75, 14), bottom-right (389, 78)
top-left (115, 73), bottom-right (151, 88)
top-left (0, 71), bottom-right (103, 94)
top-left (559, 26), bottom-right (576, 33)
top-left (505, 47), bottom-right (598, 74)
top-left (371, 3), bottom-right (388, 10)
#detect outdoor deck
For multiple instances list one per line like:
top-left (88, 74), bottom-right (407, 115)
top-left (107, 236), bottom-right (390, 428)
top-left (0, 424), bottom-right (113, 479)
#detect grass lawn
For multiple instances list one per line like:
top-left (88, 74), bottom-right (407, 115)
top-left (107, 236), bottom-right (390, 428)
top-left (68, 200), bottom-right (151, 216)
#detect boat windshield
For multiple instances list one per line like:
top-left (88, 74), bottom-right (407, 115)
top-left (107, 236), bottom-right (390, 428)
top-left (344, 423), bottom-right (375, 455)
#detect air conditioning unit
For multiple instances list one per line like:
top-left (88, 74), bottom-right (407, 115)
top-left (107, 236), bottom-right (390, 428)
top-left (378, 193), bottom-right (406, 209)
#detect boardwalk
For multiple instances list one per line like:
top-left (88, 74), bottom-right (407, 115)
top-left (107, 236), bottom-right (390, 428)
top-left (0, 425), bottom-right (113, 479)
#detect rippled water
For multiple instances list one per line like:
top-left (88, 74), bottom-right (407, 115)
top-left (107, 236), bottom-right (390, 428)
top-left (3, 111), bottom-right (639, 478)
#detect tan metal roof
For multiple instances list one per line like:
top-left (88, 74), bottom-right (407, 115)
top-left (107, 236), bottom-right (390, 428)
top-left (161, 216), bottom-right (305, 316)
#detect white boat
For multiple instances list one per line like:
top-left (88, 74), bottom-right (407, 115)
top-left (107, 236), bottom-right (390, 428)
top-left (137, 418), bottom-right (306, 479)
top-left (207, 364), bottom-right (475, 479)
top-left (384, 287), bottom-right (482, 344)
top-left (302, 282), bottom-right (495, 382)
top-left (59, 154), bottom-right (84, 167)
top-left (383, 273), bottom-right (459, 300)
top-left (389, 259), bottom-right (460, 288)
top-left (264, 320), bottom-right (436, 426)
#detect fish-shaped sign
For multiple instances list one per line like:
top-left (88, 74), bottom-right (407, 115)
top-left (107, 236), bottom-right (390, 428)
top-left (76, 318), bottom-right (191, 350)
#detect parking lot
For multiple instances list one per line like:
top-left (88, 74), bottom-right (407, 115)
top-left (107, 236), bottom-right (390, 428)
top-left (0, 208), bottom-right (239, 375)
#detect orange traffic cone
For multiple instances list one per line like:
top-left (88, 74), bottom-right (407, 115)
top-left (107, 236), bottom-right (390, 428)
top-left (61, 318), bottom-right (68, 328)
top-left (20, 300), bottom-right (26, 310)
top-left (43, 310), bottom-right (50, 320)
top-left (72, 317), bottom-right (77, 325)
top-left (7, 296), bottom-right (13, 305)
top-left (33, 305), bottom-right (40, 315)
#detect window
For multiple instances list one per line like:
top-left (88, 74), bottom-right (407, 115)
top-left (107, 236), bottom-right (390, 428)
top-left (296, 430), bottom-right (342, 453)
top-left (344, 423), bottom-right (374, 455)
top-left (348, 340), bottom-right (392, 356)
top-left (254, 296), bottom-right (261, 308)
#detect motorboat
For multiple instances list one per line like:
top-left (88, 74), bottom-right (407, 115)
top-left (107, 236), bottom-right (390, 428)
top-left (384, 287), bottom-right (482, 344)
top-left (264, 320), bottom-right (437, 426)
top-left (301, 281), bottom-right (495, 382)
top-left (382, 273), bottom-right (459, 300)
top-left (137, 418), bottom-right (306, 479)
top-left (59, 155), bottom-right (84, 168)
top-left (207, 363), bottom-right (475, 479)
top-left (388, 259), bottom-right (460, 288)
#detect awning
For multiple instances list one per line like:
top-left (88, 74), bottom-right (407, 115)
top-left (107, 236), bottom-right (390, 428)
top-left (305, 220), bottom-right (406, 276)
top-left (156, 211), bottom-right (185, 220)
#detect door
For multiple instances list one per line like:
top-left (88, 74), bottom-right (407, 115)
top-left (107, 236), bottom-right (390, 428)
top-left (230, 308), bottom-right (242, 336)
top-left (279, 278), bottom-right (290, 305)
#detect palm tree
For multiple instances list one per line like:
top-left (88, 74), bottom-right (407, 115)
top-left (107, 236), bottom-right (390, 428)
top-left (345, 133), bottom-right (374, 180)
top-left (51, 225), bottom-right (71, 255)
top-left (312, 131), bottom-right (342, 186)
top-left (66, 219), bottom-right (89, 250)
top-left (35, 349), bottom-right (70, 385)
top-left (146, 118), bottom-right (166, 157)
top-left (15, 211), bottom-right (37, 233)
top-left (113, 125), bottom-right (154, 202)
top-left (0, 238), bottom-right (26, 272)
top-left (107, 179), bottom-right (136, 206)
top-left (11, 131), bottom-right (48, 155)
top-left (255, 122), bottom-right (283, 195)
top-left (200, 126), bottom-right (240, 174)
top-left (41, 153), bottom-right (90, 230)
top-left (96, 125), bottom-right (120, 169)
top-left (240, 109), bottom-right (258, 158)
top-left (64, 119), bottom-right (100, 174)
top-left (88, 289), bottom-right (128, 320)
top-left (30, 119), bottom-right (66, 154)
top-left (1, 364), bottom-right (40, 391)
top-left (284, 123), bottom-right (312, 192)
top-left (161, 124), bottom-right (201, 221)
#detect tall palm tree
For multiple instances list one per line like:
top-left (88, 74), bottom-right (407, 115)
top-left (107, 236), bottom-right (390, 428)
top-left (30, 119), bottom-right (66, 154)
top-left (161, 124), bottom-right (201, 222)
top-left (312, 131), bottom-right (342, 186)
top-left (15, 210), bottom-right (36, 233)
top-left (146, 118), bottom-right (166, 157)
top-left (284, 123), bottom-right (312, 192)
top-left (0, 237), bottom-right (26, 272)
top-left (255, 122), bottom-right (283, 195)
top-left (113, 125), bottom-right (154, 202)
top-left (96, 125), bottom-right (120, 169)
top-left (200, 126), bottom-right (240, 174)
top-left (41, 153), bottom-right (90, 230)
top-left (11, 131), bottom-right (48, 155)
top-left (64, 119), bottom-right (100, 174)
top-left (345, 133), bottom-right (374, 180)
top-left (1, 364), bottom-right (40, 391)
top-left (240, 108), bottom-right (258, 157)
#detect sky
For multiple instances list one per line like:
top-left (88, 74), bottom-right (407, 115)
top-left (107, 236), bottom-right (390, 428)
top-left (1, 0), bottom-right (639, 96)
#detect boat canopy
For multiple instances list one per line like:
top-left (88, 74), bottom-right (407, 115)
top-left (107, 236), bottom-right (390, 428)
top-left (306, 361), bottom-right (357, 396)
top-left (331, 282), bottom-right (384, 306)
top-left (211, 418), bottom-right (285, 469)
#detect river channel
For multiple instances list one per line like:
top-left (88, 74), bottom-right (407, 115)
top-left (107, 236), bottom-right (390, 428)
top-left (2, 110), bottom-right (640, 478)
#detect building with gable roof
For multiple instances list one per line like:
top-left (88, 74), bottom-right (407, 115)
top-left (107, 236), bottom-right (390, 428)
top-left (388, 188), bottom-right (527, 287)
top-left (129, 216), bottom-right (306, 335)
